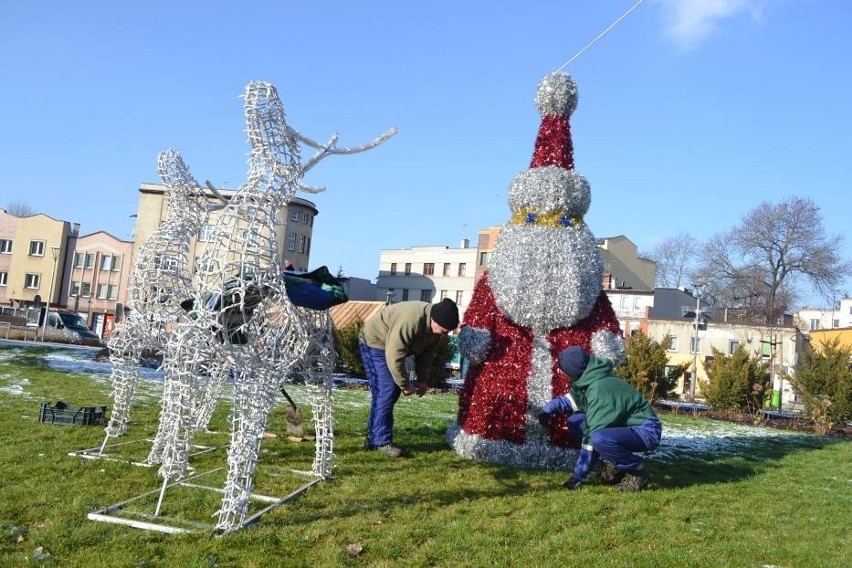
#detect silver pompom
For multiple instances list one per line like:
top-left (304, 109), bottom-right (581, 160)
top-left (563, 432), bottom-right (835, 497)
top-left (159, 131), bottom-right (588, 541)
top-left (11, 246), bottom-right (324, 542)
top-left (534, 72), bottom-right (578, 117)
top-left (458, 326), bottom-right (492, 366)
top-left (591, 329), bottom-right (627, 367)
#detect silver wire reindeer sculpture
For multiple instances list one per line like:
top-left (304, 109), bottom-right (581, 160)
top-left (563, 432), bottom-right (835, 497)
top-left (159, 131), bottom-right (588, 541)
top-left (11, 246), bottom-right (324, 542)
top-left (99, 149), bottom-right (227, 451)
top-left (144, 80), bottom-right (395, 534)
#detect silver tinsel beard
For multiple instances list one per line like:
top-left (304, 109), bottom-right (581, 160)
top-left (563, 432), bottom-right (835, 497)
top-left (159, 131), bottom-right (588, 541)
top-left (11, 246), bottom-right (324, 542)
top-left (489, 223), bottom-right (603, 333)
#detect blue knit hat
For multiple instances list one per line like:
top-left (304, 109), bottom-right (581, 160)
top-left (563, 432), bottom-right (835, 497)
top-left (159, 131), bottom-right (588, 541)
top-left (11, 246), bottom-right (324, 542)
top-left (558, 346), bottom-right (590, 378)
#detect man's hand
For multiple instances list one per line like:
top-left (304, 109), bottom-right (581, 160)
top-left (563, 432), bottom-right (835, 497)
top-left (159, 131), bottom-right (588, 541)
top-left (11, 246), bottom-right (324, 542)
top-left (537, 412), bottom-right (551, 428)
top-left (402, 383), bottom-right (416, 396)
top-left (415, 382), bottom-right (429, 397)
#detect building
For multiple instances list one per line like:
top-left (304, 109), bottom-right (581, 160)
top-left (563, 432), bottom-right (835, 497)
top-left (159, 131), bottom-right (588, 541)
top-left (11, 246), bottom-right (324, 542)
top-left (338, 276), bottom-right (380, 301)
top-left (597, 235), bottom-right (656, 291)
top-left (376, 240), bottom-right (478, 318)
top-left (644, 287), bottom-right (804, 406)
top-left (795, 297), bottom-right (852, 333)
top-left (131, 182), bottom-right (320, 286)
top-left (59, 231), bottom-right (134, 336)
top-left (0, 208), bottom-right (77, 312)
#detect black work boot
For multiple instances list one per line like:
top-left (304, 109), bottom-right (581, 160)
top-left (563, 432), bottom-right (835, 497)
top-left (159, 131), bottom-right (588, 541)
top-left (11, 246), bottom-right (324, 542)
top-left (586, 460), bottom-right (625, 485)
top-left (615, 464), bottom-right (652, 492)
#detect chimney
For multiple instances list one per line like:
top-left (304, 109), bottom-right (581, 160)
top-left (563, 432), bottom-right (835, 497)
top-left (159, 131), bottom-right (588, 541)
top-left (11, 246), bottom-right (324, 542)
top-left (460, 238), bottom-right (469, 249)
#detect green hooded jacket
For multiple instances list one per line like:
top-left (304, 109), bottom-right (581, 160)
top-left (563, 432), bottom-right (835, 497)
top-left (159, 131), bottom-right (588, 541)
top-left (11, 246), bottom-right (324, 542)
top-left (570, 355), bottom-right (657, 445)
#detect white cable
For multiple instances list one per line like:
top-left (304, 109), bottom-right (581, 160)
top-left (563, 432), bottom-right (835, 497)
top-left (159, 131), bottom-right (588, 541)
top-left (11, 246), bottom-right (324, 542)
top-left (555, 0), bottom-right (646, 72)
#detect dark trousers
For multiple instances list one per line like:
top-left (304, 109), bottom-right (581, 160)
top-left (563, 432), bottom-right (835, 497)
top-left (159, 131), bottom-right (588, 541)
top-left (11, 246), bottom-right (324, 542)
top-left (582, 416), bottom-right (662, 471)
top-left (359, 340), bottom-right (401, 448)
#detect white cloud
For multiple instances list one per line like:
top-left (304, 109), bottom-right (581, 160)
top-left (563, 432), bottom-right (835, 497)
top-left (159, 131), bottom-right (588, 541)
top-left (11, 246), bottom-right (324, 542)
top-left (656, 0), bottom-right (768, 50)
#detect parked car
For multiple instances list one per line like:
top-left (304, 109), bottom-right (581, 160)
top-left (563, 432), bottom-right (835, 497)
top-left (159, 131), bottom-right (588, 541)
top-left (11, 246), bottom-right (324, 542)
top-left (43, 309), bottom-right (102, 346)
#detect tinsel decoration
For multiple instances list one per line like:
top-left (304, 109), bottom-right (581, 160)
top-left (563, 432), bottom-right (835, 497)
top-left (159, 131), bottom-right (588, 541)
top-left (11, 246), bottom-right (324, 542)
top-left (446, 71), bottom-right (626, 469)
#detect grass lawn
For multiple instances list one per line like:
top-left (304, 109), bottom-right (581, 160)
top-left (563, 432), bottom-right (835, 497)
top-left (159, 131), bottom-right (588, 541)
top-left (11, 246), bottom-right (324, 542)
top-left (0, 343), bottom-right (849, 567)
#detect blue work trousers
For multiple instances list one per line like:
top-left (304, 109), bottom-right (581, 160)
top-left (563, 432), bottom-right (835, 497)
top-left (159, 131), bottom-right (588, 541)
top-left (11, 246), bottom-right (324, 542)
top-left (359, 340), bottom-right (401, 448)
top-left (581, 416), bottom-right (662, 471)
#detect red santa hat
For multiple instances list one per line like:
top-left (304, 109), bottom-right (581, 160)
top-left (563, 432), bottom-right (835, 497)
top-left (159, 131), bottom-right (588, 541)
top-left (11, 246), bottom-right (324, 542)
top-left (529, 72), bottom-right (578, 170)
top-left (508, 72), bottom-right (589, 227)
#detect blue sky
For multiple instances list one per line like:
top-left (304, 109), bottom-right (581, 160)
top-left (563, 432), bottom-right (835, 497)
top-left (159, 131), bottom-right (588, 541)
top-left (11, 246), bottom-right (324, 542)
top-left (1, 0), bottom-right (849, 309)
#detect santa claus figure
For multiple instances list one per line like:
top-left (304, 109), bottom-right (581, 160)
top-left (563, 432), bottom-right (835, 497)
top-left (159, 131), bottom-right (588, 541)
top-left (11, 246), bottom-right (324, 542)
top-left (446, 72), bottom-right (625, 469)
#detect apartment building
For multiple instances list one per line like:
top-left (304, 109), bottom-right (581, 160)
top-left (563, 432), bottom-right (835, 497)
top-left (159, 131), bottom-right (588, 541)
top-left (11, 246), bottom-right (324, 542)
top-left (60, 231), bottom-right (133, 336)
top-left (376, 240), bottom-right (478, 319)
top-left (795, 297), bottom-right (852, 333)
top-left (0, 208), bottom-right (77, 311)
top-left (131, 182), bottom-right (319, 282)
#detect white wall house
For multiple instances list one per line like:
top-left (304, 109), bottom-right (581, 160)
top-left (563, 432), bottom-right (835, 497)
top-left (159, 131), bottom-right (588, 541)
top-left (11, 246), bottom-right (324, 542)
top-left (795, 297), bottom-right (852, 333)
top-left (376, 240), bottom-right (478, 320)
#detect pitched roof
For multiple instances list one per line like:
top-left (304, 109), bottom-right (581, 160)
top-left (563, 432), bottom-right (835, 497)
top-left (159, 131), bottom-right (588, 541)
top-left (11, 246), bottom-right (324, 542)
top-left (329, 301), bottom-right (385, 329)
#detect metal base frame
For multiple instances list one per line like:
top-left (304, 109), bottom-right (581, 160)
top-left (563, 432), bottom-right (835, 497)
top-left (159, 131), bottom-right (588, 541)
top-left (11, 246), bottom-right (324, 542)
top-left (87, 466), bottom-right (323, 536)
top-left (69, 437), bottom-right (218, 467)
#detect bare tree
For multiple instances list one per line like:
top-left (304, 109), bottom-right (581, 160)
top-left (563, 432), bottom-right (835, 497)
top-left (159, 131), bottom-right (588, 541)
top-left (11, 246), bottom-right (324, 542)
top-left (694, 196), bottom-right (851, 317)
top-left (5, 201), bottom-right (34, 217)
top-left (645, 233), bottom-right (698, 289)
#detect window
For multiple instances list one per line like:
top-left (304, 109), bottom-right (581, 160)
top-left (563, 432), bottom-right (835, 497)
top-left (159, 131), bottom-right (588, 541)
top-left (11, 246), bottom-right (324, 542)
top-left (440, 290), bottom-right (448, 300)
top-left (729, 340), bottom-right (740, 355)
top-left (154, 254), bottom-right (178, 273)
top-left (290, 210), bottom-right (300, 222)
top-left (80, 282), bottom-right (92, 297)
top-left (299, 235), bottom-right (307, 253)
top-left (455, 290), bottom-right (463, 305)
top-left (690, 337), bottom-right (701, 354)
top-left (420, 289), bottom-right (431, 302)
top-left (0, 239), bottom-right (11, 254)
top-left (457, 263), bottom-right (466, 277)
top-left (287, 232), bottom-right (296, 251)
top-left (74, 252), bottom-right (84, 268)
top-left (424, 263), bottom-right (434, 276)
top-left (443, 263), bottom-right (450, 277)
top-left (300, 212), bottom-right (309, 224)
top-left (633, 297), bottom-right (642, 309)
top-left (390, 263), bottom-right (397, 276)
top-left (833, 319), bottom-right (840, 328)
top-left (305, 237), bottom-right (311, 255)
top-left (666, 336), bottom-right (678, 352)
top-left (71, 281), bottom-right (80, 296)
top-left (97, 284), bottom-right (108, 299)
top-left (478, 252), bottom-right (490, 266)
top-left (29, 240), bottom-right (45, 256)
top-left (24, 273), bottom-right (40, 289)
top-left (619, 295), bottom-right (628, 309)
top-left (402, 289), bottom-right (409, 301)
top-left (108, 285), bottom-right (118, 300)
top-left (404, 263), bottom-right (411, 276)
top-left (100, 255), bottom-right (114, 271)
top-left (85, 253), bottom-right (95, 269)
top-left (0, 271), bottom-right (7, 286)
top-left (809, 319), bottom-right (820, 331)
top-left (198, 224), bottom-right (215, 242)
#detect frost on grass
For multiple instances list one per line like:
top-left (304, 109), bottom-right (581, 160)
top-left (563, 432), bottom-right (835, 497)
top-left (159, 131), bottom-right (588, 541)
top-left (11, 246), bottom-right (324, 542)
top-left (652, 419), bottom-right (822, 462)
top-left (0, 344), bottom-right (833, 463)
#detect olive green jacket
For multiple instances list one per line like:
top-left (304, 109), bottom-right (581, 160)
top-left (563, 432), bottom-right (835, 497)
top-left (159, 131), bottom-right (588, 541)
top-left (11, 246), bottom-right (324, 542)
top-left (360, 301), bottom-right (442, 387)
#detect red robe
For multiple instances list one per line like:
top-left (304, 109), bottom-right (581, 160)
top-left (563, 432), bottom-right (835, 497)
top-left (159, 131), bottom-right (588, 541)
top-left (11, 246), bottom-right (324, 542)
top-left (457, 273), bottom-right (622, 448)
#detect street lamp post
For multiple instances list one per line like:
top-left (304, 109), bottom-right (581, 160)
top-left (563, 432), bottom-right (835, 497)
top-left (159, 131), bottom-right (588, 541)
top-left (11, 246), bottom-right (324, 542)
top-left (690, 284), bottom-right (706, 401)
top-left (40, 246), bottom-right (61, 342)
